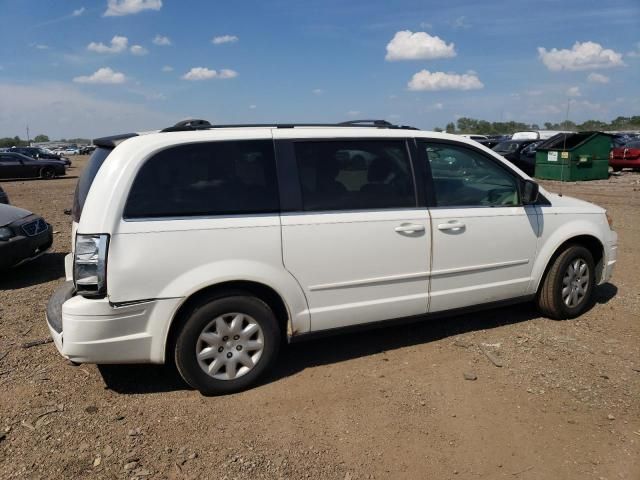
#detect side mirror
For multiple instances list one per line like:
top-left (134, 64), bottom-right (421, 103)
top-left (522, 179), bottom-right (539, 205)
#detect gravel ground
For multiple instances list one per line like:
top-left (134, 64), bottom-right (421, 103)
top-left (1, 157), bottom-right (639, 480)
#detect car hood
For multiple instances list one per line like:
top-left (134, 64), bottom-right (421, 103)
top-left (0, 203), bottom-right (32, 227)
top-left (541, 189), bottom-right (605, 213)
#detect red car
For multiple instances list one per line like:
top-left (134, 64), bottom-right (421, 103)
top-left (610, 140), bottom-right (640, 171)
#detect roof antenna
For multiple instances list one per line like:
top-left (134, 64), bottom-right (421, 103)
top-left (559, 98), bottom-right (572, 196)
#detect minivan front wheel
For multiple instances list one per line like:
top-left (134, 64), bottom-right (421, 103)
top-left (174, 295), bottom-right (280, 395)
top-left (537, 245), bottom-right (595, 319)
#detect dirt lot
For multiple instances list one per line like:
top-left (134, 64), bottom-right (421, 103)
top-left (1, 156), bottom-right (639, 480)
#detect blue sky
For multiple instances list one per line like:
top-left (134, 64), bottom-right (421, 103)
top-left (0, 0), bottom-right (638, 138)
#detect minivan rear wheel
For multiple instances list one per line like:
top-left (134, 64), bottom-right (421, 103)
top-left (537, 245), bottom-right (595, 319)
top-left (174, 295), bottom-right (280, 395)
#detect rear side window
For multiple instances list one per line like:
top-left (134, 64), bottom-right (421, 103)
top-left (294, 140), bottom-right (415, 211)
top-left (124, 140), bottom-right (279, 219)
top-left (72, 147), bottom-right (112, 222)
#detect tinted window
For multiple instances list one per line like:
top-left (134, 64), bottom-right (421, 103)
top-left (294, 140), bottom-right (415, 211)
top-left (625, 140), bottom-right (640, 148)
top-left (72, 147), bottom-right (112, 222)
top-left (423, 142), bottom-right (520, 207)
top-left (124, 140), bottom-right (279, 219)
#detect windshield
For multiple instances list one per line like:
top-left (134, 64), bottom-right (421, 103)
top-left (493, 142), bottom-right (519, 153)
top-left (72, 147), bottom-right (112, 222)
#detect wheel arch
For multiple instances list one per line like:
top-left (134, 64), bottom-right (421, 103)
top-left (164, 280), bottom-right (292, 364)
top-left (534, 234), bottom-right (604, 295)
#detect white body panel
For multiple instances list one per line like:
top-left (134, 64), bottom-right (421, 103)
top-left (48, 126), bottom-right (618, 365)
top-left (428, 206), bottom-right (539, 312)
top-left (281, 209), bottom-right (430, 331)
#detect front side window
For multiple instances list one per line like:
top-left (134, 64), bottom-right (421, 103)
top-left (422, 142), bottom-right (520, 207)
top-left (294, 140), bottom-right (415, 211)
top-left (124, 140), bottom-right (279, 219)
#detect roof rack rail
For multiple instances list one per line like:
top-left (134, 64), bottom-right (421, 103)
top-left (161, 119), bottom-right (213, 132)
top-left (159, 119), bottom-right (418, 132)
top-left (337, 119), bottom-right (393, 127)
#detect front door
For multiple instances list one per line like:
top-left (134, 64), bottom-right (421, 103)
top-left (0, 155), bottom-right (22, 179)
top-left (279, 138), bottom-right (431, 331)
top-left (418, 140), bottom-right (540, 313)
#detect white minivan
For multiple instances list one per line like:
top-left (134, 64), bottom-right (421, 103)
top-left (46, 120), bottom-right (617, 394)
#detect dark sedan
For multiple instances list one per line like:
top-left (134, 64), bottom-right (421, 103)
top-left (0, 203), bottom-right (53, 269)
top-left (0, 152), bottom-right (66, 179)
top-left (9, 147), bottom-right (72, 166)
top-left (492, 140), bottom-right (538, 175)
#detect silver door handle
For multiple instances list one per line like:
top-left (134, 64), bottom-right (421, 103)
top-left (437, 221), bottom-right (466, 230)
top-left (395, 224), bottom-right (425, 233)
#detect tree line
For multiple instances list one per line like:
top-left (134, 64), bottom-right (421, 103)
top-left (0, 135), bottom-right (91, 148)
top-left (434, 115), bottom-right (640, 135)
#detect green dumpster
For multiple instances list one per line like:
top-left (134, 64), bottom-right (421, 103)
top-left (534, 131), bottom-right (612, 181)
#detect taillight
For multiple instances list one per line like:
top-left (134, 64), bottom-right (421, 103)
top-left (74, 234), bottom-right (109, 297)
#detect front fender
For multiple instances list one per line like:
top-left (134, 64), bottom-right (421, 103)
top-left (529, 213), bottom-right (607, 293)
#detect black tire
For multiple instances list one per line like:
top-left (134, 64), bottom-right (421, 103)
top-left (40, 167), bottom-right (55, 179)
top-left (174, 294), bottom-right (281, 395)
top-left (612, 166), bottom-right (622, 172)
top-left (537, 245), bottom-right (595, 319)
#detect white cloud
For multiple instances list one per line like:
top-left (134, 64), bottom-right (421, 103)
top-left (312, 88), bottom-right (324, 95)
top-left (73, 67), bottom-right (126, 84)
top-left (181, 67), bottom-right (238, 81)
top-left (249, 104), bottom-right (257, 109)
top-left (408, 70), bottom-right (483, 91)
top-left (538, 41), bottom-right (624, 71)
top-left (212, 35), bottom-right (238, 45)
top-left (0, 82), bottom-right (173, 138)
top-left (161, 65), bottom-right (173, 72)
top-left (34, 44), bottom-right (49, 50)
top-left (566, 86), bottom-right (581, 97)
top-left (72, 7), bottom-right (85, 16)
top-left (104, 0), bottom-right (162, 17)
top-left (433, 102), bottom-right (444, 110)
top-left (130, 45), bottom-right (148, 56)
top-left (525, 89), bottom-right (543, 96)
top-left (87, 35), bottom-right (128, 53)
top-left (386, 30), bottom-right (456, 61)
top-left (153, 35), bottom-right (172, 46)
top-left (626, 42), bottom-right (640, 58)
top-left (587, 72), bottom-right (610, 84)
top-left (451, 16), bottom-right (470, 29)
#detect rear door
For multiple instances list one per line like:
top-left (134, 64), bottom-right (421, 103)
top-left (417, 140), bottom-right (540, 312)
top-left (277, 136), bottom-right (431, 332)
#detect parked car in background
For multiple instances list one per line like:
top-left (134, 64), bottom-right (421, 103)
top-left (518, 140), bottom-right (544, 175)
top-left (610, 139), bottom-right (640, 171)
top-left (79, 145), bottom-right (96, 155)
top-left (0, 203), bottom-right (53, 269)
top-left (46, 119), bottom-right (617, 395)
top-left (0, 185), bottom-right (9, 204)
top-left (492, 139), bottom-right (538, 175)
top-left (9, 146), bottom-right (72, 166)
top-left (0, 152), bottom-right (67, 179)
top-left (63, 147), bottom-right (80, 156)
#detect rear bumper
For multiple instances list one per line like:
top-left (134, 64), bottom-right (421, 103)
top-left (46, 281), bottom-right (181, 364)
